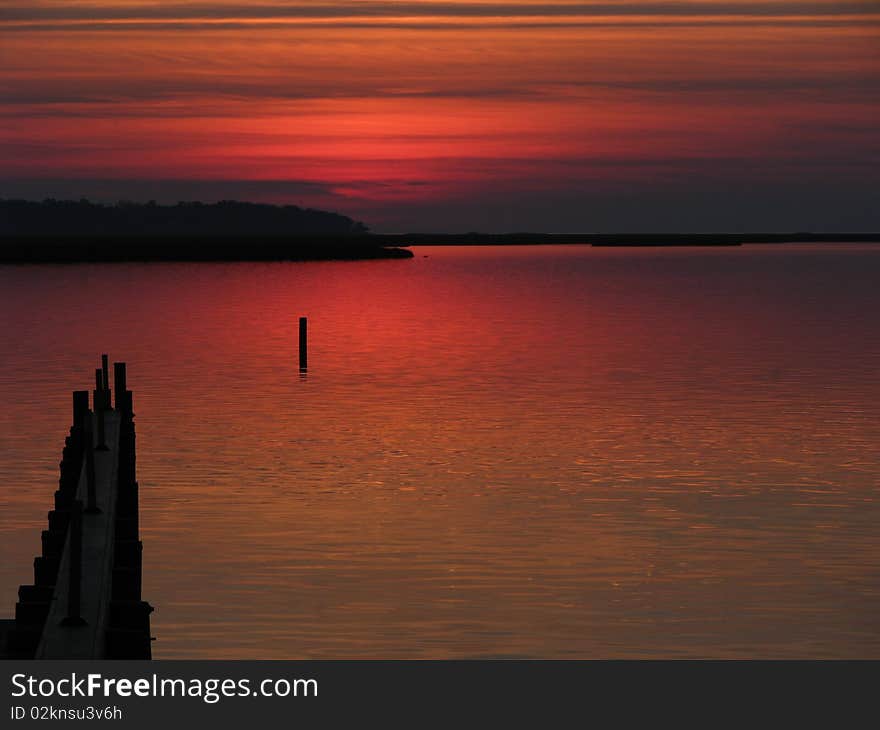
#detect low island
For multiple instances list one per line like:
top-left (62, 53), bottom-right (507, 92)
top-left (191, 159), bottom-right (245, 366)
top-left (0, 199), bottom-right (413, 262)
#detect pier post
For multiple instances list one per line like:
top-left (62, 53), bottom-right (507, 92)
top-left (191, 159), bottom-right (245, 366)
top-left (94, 370), bottom-right (108, 450)
top-left (84, 418), bottom-right (100, 514)
top-left (96, 409), bottom-right (108, 452)
top-left (60, 500), bottom-right (86, 627)
top-left (94, 368), bottom-right (103, 408)
top-left (113, 363), bottom-right (127, 410)
top-left (101, 354), bottom-right (109, 392)
top-left (72, 391), bottom-right (89, 442)
top-left (299, 316), bottom-right (308, 371)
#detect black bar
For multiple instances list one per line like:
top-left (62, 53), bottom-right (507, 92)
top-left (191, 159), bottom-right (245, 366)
top-left (1, 661), bottom-right (876, 725)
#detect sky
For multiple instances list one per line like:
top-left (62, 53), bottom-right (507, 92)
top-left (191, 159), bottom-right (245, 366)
top-left (1, 1), bottom-right (878, 232)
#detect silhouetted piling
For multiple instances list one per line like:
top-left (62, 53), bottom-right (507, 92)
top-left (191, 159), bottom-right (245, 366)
top-left (101, 354), bottom-right (109, 391)
top-left (299, 317), bottom-right (308, 371)
top-left (73, 391), bottom-right (89, 444)
top-left (113, 362), bottom-right (126, 410)
top-left (94, 369), bottom-right (109, 450)
top-left (96, 409), bottom-right (108, 452)
top-left (94, 366), bottom-right (109, 411)
top-left (84, 419), bottom-right (100, 515)
top-left (60, 501), bottom-right (86, 627)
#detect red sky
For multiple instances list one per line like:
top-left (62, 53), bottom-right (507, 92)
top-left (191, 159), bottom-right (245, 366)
top-left (1, 1), bottom-right (878, 231)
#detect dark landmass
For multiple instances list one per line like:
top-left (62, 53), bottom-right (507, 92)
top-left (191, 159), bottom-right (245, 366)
top-left (1, 198), bottom-right (368, 236)
top-left (0, 198), bottom-right (412, 261)
top-left (1, 199), bottom-right (877, 263)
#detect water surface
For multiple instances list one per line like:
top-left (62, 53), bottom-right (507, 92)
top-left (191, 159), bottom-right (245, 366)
top-left (0, 244), bottom-right (878, 658)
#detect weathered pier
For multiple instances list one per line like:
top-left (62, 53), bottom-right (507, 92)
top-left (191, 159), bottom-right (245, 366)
top-left (1, 358), bottom-right (152, 659)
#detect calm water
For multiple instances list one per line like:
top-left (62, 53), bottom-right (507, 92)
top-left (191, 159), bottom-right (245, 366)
top-left (1, 244), bottom-right (879, 658)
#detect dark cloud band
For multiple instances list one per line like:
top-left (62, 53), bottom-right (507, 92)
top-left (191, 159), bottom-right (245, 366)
top-left (2, 2), bottom-right (879, 23)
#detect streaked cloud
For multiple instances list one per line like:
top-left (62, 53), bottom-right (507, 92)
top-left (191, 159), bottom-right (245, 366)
top-left (1, 1), bottom-right (878, 230)
top-left (3, 2), bottom-right (879, 20)
top-left (2, 1), bottom-right (879, 31)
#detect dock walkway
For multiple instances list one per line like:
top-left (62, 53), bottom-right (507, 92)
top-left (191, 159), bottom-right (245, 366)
top-left (2, 358), bottom-right (151, 659)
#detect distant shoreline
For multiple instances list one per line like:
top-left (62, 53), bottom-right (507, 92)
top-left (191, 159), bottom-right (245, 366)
top-left (370, 232), bottom-right (880, 246)
top-left (0, 236), bottom-right (414, 263)
top-left (0, 232), bottom-right (877, 264)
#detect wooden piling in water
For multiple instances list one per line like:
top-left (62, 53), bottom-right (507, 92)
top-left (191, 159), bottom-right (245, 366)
top-left (94, 365), bottom-right (109, 411)
top-left (84, 418), bottom-right (100, 515)
top-left (299, 316), bottom-right (308, 371)
top-left (94, 369), bottom-right (109, 450)
top-left (73, 391), bottom-right (89, 445)
top-left (94, 368), bottom-right (102, 401)
top-left (113, 362), bottom-right (127, 410)
top-left (96, 408), bottom-right (108, 452)
top-left (101, 354), bottom-right (109, 391)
